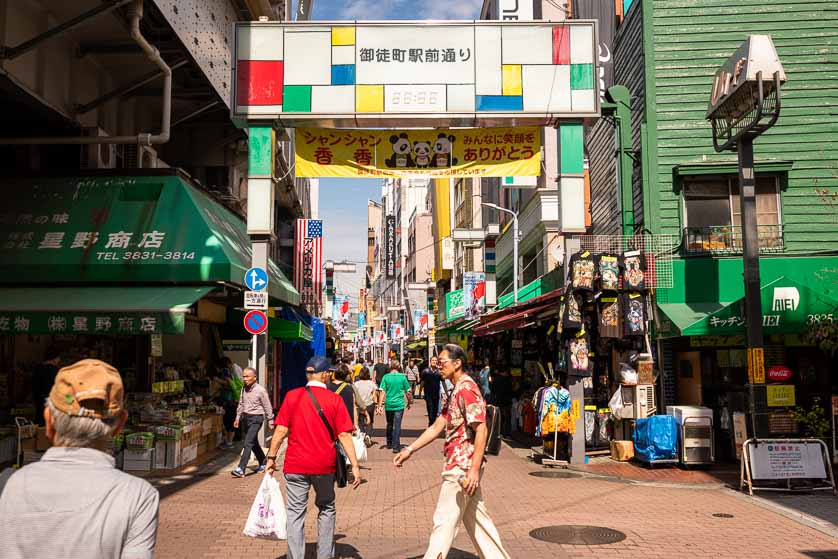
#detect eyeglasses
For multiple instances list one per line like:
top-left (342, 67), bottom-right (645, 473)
top-left (437, 358), bottom-right (457, 365)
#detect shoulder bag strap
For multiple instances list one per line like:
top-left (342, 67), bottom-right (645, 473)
top-left (305, 387), bottom-right (337, 442)
top-left (335, 382), bottom-right (348, 395)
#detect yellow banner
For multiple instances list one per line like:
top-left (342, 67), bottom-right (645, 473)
top-left (295, 127), bottom-right (541, 178)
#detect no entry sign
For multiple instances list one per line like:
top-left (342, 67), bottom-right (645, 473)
top-left (243, 310), bottom-right (268, 335)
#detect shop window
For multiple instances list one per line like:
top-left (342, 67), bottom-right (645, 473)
top-left (683, 174), bottom-right (783, 254)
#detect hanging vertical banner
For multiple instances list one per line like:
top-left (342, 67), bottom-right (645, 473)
top-left (294, 219), bottom-right (323, 314)
top-left (571, 0), bottom-right (616, 101)
top-left (463, 272), bottom-right (487, 319)
top-left (294, 127), bottom-right (541, 178)
top-left (385, 215), bottom-right (396, 278)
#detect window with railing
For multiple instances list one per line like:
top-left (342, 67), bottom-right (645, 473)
top-left (682, 174), bottom-right (783, 255)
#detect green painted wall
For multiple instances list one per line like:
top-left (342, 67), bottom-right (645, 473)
top-left (647, 0), bottom-right (838, 253)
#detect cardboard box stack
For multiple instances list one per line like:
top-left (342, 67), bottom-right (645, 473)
top-left (610, 440), bottom-right (634, 462)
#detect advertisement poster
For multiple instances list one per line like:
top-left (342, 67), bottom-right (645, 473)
top-left (463, 272), bottom-right (486, 319)
top-left (295, 127), bottom-right (541, 178)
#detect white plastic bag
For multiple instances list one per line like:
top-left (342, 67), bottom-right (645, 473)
top-left (609, 387), bottom-right (626, 420)
top-left (243, 473), bottom-right (287, 540)
top-left (347, 431), bottom-right (367, 464)
top-left (619, 363), bottom-right (638, 385)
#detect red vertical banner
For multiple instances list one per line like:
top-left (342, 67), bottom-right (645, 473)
top-left (294, 219), bottom-right (323, 315)
top-left (552, 26), bottom-right (570, 65)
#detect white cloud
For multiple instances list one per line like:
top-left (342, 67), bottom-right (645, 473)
top-left (425, 0), bottom-right (483, 19)
top-left (337, 0), bottom-right (482, 20)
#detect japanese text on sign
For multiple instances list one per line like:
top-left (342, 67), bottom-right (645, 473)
top-left (295, 127), bottom-right (541, 179)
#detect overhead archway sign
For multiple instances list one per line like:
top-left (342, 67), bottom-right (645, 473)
top-left (233, 20), bottom-right (599, 128)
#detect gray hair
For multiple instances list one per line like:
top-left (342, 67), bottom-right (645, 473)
top-left (46, 400), bottom-right (121, 448)
top-left (242, 367), bottom-right (257, 377)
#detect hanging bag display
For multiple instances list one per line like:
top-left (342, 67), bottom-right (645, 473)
top-left (305, 387), bottom-right (348, 488)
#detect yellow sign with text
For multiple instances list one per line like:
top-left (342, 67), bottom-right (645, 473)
top-left (295, 127), bottom-right (541, 178)
top-left (767, 385), bottom-right (796, 407)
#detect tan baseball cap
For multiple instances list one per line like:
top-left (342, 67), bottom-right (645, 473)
top-left (49, 359), bottom-right (124, 419)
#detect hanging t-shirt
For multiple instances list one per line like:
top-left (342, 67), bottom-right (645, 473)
top-left (623, 291), bottom-right (647, 336)
top-left (570, 251), bottom-right (596, 292)
top-left (563, 290), bottom-right (583, 329)
top-left (597, 254), bottom-right (621, 291)
top-left (623, 250), bottom-right (647, 291)
top-left (599, 296), bottom-right (621, 338)
top-left (568, 332), bottom-right (591, 377)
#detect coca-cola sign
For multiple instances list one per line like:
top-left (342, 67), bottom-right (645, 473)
top-left (767, 365), bottom-right (792, 382)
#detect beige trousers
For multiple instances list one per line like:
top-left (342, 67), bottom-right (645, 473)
top-left (423, 467), bottom-right (511, 559)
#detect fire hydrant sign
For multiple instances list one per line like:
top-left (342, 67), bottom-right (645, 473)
top-left (749, 442), bottom-right (827, 480)
top-left (244, 290), bottom-right (268, 310)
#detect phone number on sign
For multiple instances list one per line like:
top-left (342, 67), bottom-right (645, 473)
top-left (95, 251), bottom-right (196, 261)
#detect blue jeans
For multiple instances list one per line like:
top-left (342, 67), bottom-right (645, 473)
top-left (385, 408), bottom-right (404, 449)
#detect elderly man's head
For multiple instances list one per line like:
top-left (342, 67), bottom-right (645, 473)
top-left (242, 367), bottom-right (258, 387)
top-left (44, 359), bottom-right (128, 449)
top-left (305, 355), bottom-right (332, 384)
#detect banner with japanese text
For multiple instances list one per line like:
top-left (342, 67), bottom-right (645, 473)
top-left (295, 127), bottom-right (541, 178)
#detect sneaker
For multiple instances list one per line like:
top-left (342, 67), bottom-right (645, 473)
top-left (392, 446), bottom-right (401, 454)
top-left (221, 442), bottom-right (233, 449)
top-left (231, 468), bottom-right (244, 478)
top-left (256, 465), bottom-right (266, 474)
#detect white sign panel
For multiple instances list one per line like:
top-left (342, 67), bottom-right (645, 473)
top-left (441, 237), bottom-right (455, 270)
top-left (749, 441), bottom-right (827, 480)
top-left (499, 0), bottom-right (534, 21)
top-left (233, 21), bottom-right (599, 127)
top-left (244, 291), bottom-right (269, 310)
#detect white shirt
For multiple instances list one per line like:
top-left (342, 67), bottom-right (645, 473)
top-left (232, 363), bottom-right (244, 381)
top-left (354, 379), bottom-right (378, 407)
top-left (0, 447), bottom-right (159, 559)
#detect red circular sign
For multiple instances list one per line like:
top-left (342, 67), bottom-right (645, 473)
top-left (767, 365), bottom-right (792, 382)
top-left (243, 310), bottom-right (268, 335)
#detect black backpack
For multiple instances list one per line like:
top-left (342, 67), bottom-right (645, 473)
top-left (452, 385), bottom-right (502, 456)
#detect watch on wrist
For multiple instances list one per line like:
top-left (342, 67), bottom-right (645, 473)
top-left (266, 455), bottom-right (277, 460)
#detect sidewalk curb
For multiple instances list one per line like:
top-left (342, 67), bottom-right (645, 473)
top-left (729, 490), bottom-right (838, 539)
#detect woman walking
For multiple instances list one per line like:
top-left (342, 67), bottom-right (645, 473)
top-left (354, 367), bottom-right (378, 436)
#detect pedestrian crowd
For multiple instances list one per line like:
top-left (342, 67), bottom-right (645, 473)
top-left (0, 344), bottom-right (509, 559)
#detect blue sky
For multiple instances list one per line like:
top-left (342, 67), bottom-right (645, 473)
top-left (311, 0), bottom-right (484, 307)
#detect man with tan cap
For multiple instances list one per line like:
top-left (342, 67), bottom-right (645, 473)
top-left (0, 359), bottom-right (159, 559)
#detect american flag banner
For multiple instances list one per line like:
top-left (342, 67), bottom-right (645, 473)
top-left (294, 219), bottom-right (323, 314)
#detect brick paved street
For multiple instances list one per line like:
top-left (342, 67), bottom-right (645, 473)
top-left (155, 404), bottom-right (838, 559)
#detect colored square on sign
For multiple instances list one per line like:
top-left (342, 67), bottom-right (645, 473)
top-left (502, 65), bottom-right (522, 96)
top-left (356, 85), bottom-right (384, 113)
top-left (560, 124), bottom-right (585, 175)
top-left (570, 64), bottom-right (594, 90)
top-left (331, 64), bottom-right (355, 86)
top-left (475, 95), bottom-right (523, 111)
top-left (236, 60), bottom-right (284, 106)
top-left (331, 27), bottom-right (355, 46)
top-left (552, 26), bottom-right (570, 64)
top-left (283, 85), bottom-right (311, 112)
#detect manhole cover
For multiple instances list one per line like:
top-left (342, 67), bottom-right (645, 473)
top-left (529, 525), bottom-right (626, 545)
top-left (529, 471), bottom-right (581, 479)
top-left (712, 513), bottom-right (735, 518)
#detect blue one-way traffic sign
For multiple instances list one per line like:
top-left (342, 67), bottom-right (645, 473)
top-left (245, 267), bottom-right (268, 291)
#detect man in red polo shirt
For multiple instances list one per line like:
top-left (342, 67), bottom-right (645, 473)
top-left (265, 356), bottom-right (361, 559)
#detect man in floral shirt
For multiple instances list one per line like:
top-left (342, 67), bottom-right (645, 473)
top-left (394, 344), bottom-right (510, 559)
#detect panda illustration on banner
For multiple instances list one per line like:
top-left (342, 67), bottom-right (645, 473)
top-left (432, 133), bottom-right (458, 168)
top-left (385, 132), bottom-right (414, 168)
top-left (413, 139), bottom-right (432, 169)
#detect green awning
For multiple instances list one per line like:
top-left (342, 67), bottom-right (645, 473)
top-left (0, 175), bottom-right (298, 305)
top-left (658, 277), bottom-right (838, 337)
top-left (406, 339), bottom-right (428, 350)
top-left (268, 318), bottom-right (313, 342)
top-left (0, 286), bottom-right (213, 334)
top-left (656, 301), bottom-right (733, 338)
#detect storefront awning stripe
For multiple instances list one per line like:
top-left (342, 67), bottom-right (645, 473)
top-left (0, 286), bottom-right (212, 334)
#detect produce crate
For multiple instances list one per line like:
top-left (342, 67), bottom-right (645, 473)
top-left (125, 432), bottom-right (155, 449)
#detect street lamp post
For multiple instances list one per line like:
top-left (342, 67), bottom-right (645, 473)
top-left (482, 202), bottom-right (519, 304)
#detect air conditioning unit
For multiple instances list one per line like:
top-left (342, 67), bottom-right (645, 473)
top-left (80, 128), bottom-right (116, 169)
top-left (124, 145), bottom-right (167, 169)
top-left (620, 384), bottom-right (657, 419)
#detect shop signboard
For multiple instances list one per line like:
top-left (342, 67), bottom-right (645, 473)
top-left (294, 219), bottom-right (323, 314)
top-left (766, 385), bottom-right (796, 407)
top-left (295, 127), bottom-right (540, 179)
top-left (446, 289), bottom-right (465, 322)
top-left (150, 334), bottom-right (163, 357)
top-left (766, 365), bottom-right (792, 382)
top-left (749, 441), bottom-right (826, 480)
top-left (385, 215), bottom-right (396, 279)
top-left (463, 272), bottom-right (486, 320)
top-left (244, 290), bottom-right (268, 310)
top-left (0, 312), bottom-right (182, 335)
top-left (233, 21), bottom-right (599, 127)
top-left (441, 237), bottom-right (455, 270)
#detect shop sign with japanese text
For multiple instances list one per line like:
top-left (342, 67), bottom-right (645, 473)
top-left (446, 289), bottom-right (465, 322)
top-left (384, 215), bottom-right (396, 279)
top-left (295, 127), bottom-right (541, 179)
top-left (766, 385), bottom-right (796, 407)
top-left (0, 312), bottom-right (182, 335)
top-left (233, 21), bottom-right (599, 127)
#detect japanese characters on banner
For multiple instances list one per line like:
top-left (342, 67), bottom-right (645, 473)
top-left (0, 312), bottom-right (180, 335)
top-left (294, 219), bottom-right (323, 314)
top-left (295, 127), bottom-right (541, 178)
top-left (749, 441), bottom-right (827, 480)
top-left (463, 272), bottom-right (487, 320)
top-left (384, 215), bottom-right (396, 278)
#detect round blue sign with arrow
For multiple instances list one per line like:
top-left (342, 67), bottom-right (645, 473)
top-left (245, 267), bottom-right (269, 291)
top-left (243, 310), bottom-right (268, 335)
